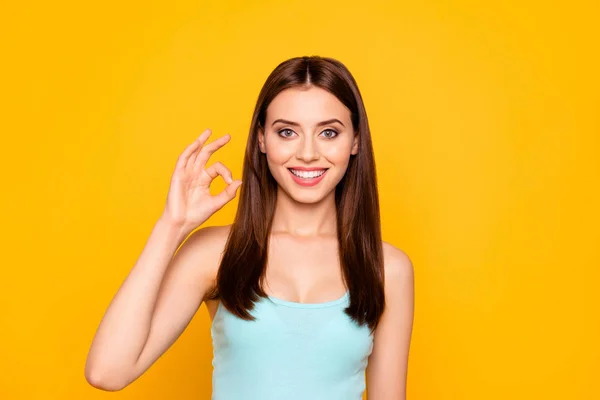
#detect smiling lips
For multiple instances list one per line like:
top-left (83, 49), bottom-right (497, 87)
top-left (288, 168), bottom-right (328, 187)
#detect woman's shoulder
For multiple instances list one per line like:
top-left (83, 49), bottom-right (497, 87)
top-left (186, 223), bottom-right (232, 248)
top-left (179, 223), bottom-right (233, 282)
top-left (381, 240), bottom-right (414, 286)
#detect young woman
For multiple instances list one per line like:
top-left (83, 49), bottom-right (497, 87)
top-left (85, 56), bottom-right (415, 399)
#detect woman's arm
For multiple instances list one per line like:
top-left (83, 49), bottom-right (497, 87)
top-left (85, 130), bottom-right (240, 391)
top-left (84, 219), bottom-right (228, 391)
top-left (366, 242), bottom-right (415, 399)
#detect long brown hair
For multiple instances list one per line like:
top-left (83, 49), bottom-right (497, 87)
top-left (206, 56), bottom-right (385, 332)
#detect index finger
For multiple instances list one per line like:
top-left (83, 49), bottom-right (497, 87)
top-left (194, 133), bottom-right (231, 169)
top-left (176, 128), bottom-right (212, 171)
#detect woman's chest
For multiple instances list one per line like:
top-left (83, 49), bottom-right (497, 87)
top-left (212, 299), bottom-right (374, 369)
top-left (265, 236), bottom-right (345, 304)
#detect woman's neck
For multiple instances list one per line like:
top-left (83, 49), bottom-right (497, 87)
top-left (270, 187), bottom-right (337, 238)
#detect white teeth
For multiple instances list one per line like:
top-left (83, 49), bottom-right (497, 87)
top-left (290, 169), bottom-right (326, 178)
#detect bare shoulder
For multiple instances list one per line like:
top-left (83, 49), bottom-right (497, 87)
top-left (174, 223), bottom-right (232, 285)
top-left (184, 224), bottom-right (232, 253)
top-left (381, 241), bottom-right (414, 290)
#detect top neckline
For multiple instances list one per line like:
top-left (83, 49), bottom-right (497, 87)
top-left (266, 290), bottom-right (350, 309)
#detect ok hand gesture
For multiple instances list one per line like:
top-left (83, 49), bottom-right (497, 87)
top-left (162, 129), bottom-right (242, 235)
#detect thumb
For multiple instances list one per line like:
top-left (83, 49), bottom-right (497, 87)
top-left (214, 180), bottom-right (242, 206)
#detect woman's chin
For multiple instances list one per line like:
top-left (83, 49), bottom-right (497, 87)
top-left (278, 185), bottom-right (334, 205)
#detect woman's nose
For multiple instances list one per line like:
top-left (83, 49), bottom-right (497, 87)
top-left (296, 136), bottom-right (320, 161)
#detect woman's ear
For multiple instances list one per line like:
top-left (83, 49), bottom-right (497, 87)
top-left (351, 133), bottom-right (359, 155)
top-left (258, 129), bottom-right (266, 154)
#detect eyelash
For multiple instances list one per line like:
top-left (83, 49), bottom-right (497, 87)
top-left (277, 129), bottom-right (338, 139)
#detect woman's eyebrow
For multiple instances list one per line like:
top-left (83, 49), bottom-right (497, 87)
top-left (271, 118), bottom-right (345, 128)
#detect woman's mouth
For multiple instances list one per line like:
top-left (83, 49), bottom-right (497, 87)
top-left (288, 168), bottom-right (328, 187)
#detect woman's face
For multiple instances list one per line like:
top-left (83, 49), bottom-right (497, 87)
top-left (259, 86), bottom-right (358, 204)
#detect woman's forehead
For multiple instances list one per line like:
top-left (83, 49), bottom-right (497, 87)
top-left (265, 87), bottom-right (351, 126)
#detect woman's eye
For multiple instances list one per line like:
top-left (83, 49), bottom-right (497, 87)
top-left (278, 129), bottom-right (295, 138)
top-left (321, 129), bottom-right (338, 139)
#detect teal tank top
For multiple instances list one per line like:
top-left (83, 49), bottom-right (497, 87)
top-left (210, 290), bottom-right (374, 399)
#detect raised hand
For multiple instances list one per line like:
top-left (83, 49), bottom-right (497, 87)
top-left (161, 129), bottom-right (242, 235)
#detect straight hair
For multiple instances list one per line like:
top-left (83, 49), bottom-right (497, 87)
top-left (205, 56), bottom-right (385, 333)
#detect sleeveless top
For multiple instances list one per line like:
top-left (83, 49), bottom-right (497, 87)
top-left (210, 290), bottom-right (374, 400)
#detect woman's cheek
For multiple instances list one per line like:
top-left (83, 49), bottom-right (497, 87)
top-left (322, 145), bottom-right (350, 163)
top-left (266, 140), bottom-right (295, 161)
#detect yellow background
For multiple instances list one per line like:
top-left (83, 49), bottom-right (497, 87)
top-left (1, 0), bottom-right (598, 399)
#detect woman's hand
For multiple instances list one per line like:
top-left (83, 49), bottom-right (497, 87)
top-left (161, 129), bottom-right (242, 235)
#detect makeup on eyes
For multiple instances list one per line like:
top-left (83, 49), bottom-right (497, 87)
top-left (276, 128), bottom-right (339, 139)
